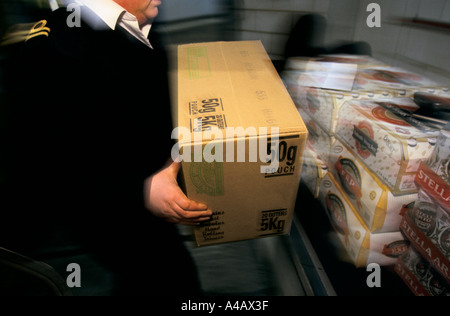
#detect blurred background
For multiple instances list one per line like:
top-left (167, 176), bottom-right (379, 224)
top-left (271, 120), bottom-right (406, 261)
top-left (1, 0), bottom-right (449, 83)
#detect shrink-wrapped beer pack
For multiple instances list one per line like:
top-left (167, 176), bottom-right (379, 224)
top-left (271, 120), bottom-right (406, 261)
top-left (399, 161), bottom-right (450, 290)
top-left (427, 123), bottom-right (450, 184)
top-left (329, 139), bottom-right (417, 233)
top-left (354, 66), bottom-right (438, 97)
top-left (318, 173), bottom-right (408, 268)
top-left (298, 107), bottom-right (335, 165)
top-left (284, 59), bottom-right (393, 136)
top-left (411, 189), bottom-right (449, 261)
top-left (395, 246), bottom-right (450, 296)
top-left (335, 98), bottom-right (440, 195)
top-left (284, 55), bottom-right (387, 73)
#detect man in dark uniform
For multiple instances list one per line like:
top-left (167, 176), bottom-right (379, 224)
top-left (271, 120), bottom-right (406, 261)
top-left (1, 0), bottom-right (211, 295)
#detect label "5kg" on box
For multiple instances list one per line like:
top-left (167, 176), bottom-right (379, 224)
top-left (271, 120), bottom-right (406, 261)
top-left (260, 209), bottom-right (288, 236)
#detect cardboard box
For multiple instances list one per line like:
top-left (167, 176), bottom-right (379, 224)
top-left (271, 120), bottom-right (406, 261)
top-left (335, 98), bottom-right (440, 195)
top-left (329, 139), bottom-right (417, 233)
top-left (318, 173), bottom-right (408, 267)
top-left (172, 41), bottom-right (308, 246)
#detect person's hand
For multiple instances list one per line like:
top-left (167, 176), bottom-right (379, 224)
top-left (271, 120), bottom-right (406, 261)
top-left (144, 160), bottom-right (212, 225)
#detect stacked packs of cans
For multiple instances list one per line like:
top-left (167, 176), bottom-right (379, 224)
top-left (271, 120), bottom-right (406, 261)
top-left (395, 246), bottom-right (449, 296)
top-left (283, 55), bottom-right (448, 268)
top-left (396, 124), bottom-right (450, 295)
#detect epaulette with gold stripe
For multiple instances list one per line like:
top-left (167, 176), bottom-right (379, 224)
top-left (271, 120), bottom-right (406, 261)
top-left (1, 20), bottom-right (51, 46)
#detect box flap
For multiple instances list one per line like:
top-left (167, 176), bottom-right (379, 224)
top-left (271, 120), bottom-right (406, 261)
top-left (175, 41), bottom-right (306, 145)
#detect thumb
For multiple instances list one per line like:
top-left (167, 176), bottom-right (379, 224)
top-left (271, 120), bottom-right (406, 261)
top-left (172, 160), bottom-right (181, 172)
top-left (166, 160), bottom-right (181, 177)
top-left (172, 183), bottom-right (208, 211)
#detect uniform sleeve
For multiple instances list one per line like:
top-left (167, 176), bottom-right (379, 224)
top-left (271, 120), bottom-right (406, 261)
top-left (2, 9), bottom-right (94, 212)
top-left (3, 8), bottom-right (174, 227)
top-left (0, 11), bottom-right (78, 248)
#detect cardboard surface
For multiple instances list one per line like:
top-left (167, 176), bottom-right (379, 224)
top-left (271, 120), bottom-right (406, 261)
top-left (172, 41), bottom-right (308, 246)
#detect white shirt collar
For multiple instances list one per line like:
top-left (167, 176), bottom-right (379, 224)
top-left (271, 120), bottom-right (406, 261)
top-left (75, 0), bottom-right (153, 48)
top-left (75, 0), bottom-right (124, 30)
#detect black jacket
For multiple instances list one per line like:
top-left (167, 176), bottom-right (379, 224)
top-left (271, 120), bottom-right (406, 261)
top-left (1, 6), bottom-right (175, 254)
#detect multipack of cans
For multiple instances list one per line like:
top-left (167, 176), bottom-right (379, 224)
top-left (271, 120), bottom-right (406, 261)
top-left (397, 125), bottom-right (450, 295)
top-left (395, 246), bottom-right (449, 296)
top-left (284, 55), bottom-right (449, 273)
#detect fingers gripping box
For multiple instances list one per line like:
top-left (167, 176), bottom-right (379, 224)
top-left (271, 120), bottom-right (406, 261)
top-left (335, 98), bottom-right (440, 195)
top-left (172, 41), bottom-right (308, 246)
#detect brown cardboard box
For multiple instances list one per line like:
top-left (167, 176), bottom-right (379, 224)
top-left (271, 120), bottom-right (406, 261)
top-left (171, 41), bottom-right (308, 246)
